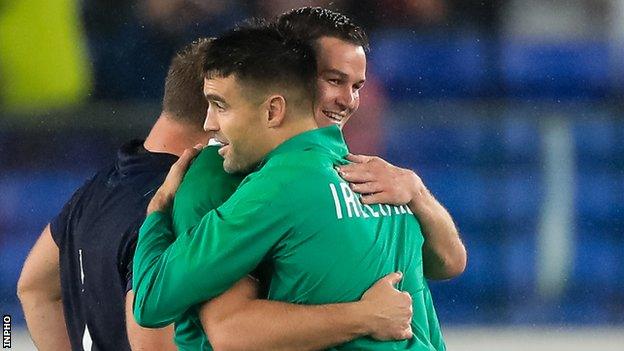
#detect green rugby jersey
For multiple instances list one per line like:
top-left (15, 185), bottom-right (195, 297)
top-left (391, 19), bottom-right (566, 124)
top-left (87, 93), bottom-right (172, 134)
top-left (169, 146), bottom-right (244, 350)
top-left (133, 126), bottom-right (445, 350)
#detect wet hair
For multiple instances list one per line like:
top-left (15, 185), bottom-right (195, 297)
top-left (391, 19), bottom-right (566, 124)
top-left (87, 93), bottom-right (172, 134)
top-left (203, 22), bottom-right (317, 108)
top-left (162, 38), bottom-right (211, 127)
top-left (275, 7), bottom-right (369, 52)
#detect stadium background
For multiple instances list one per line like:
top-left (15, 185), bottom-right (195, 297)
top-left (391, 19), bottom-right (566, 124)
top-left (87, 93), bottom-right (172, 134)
top-left (1, 0), bottom-right (623, 349)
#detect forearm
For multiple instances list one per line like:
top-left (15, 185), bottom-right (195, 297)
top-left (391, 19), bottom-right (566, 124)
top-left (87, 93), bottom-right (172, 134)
top-left (133, 211), bottom-right (262, 327)
top-left (21, 293), bottom-right (70, 350)
top-left (132, 211), bottom-right (191, 327)
top-left (408, 188), bottom-right (466, 280)
top-left (205, 300), bottom-right (368, 351)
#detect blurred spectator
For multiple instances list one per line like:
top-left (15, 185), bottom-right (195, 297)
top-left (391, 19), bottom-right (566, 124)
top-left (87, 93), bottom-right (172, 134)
top-left (346, 0), bottom-right (501, 33)
top-left (82, 0), bottom-right (251, 100)
top-left (343, 73), bottom-right (387, 156)
top-left (0, 0), bottom-right (92, 114)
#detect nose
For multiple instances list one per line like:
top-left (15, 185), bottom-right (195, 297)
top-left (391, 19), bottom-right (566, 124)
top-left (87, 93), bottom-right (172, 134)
top-left (336, 86), bottom-right (357, 110)
top-left (203, 105), bottom-right (219, 132)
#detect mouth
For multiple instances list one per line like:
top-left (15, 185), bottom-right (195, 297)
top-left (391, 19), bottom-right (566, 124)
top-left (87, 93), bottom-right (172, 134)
top-left (208, 137), bottom-right (230, 156)
top-left (322, 110), bottom-right (347, 125)
top-left (217, 144), bottom-right (230, 157)
top-left (208, 138), bottom-right (224, 146)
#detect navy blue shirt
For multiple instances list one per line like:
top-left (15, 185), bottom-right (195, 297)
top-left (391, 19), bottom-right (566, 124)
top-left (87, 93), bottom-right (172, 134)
top-left (50, 140), bottom-right (177, 351)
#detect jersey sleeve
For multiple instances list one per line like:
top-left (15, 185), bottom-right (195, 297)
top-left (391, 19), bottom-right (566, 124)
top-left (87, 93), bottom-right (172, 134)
top-left (132, 173), bottom-right (290, 327)
top-left (171, 146), bottom-right (244, 235)
top-left (49, 178), bottom-right (93, 247)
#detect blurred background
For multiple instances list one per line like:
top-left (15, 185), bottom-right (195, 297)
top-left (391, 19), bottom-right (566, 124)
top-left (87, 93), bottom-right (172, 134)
top-left (1, 0), bottom-right (623, 350)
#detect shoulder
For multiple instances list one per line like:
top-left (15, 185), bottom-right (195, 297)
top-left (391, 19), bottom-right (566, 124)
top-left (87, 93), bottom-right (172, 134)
top-left (173, 147), bottom-right (245, 232)
top-left (182, 146), bottom-right (244, 186)
top-left (49, 162), bottom-right (116, 245)
top-left (176, 146), bottom-right (245, 201)
top-left (231, 154), bottom-right (332, 206)
top-left (63, 162), bottom-right (118, 210)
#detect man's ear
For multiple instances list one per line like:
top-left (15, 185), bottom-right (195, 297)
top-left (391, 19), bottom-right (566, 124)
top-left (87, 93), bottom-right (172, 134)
top-left (265, 95), bottom-right (287, 128)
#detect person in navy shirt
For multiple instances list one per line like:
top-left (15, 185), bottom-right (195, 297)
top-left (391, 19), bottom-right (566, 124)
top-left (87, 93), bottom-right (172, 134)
top-left (17, 38), bottom-right (212, 351)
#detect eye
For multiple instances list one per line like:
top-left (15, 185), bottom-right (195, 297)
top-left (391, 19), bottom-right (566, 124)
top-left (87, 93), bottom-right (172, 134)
top-left (328, 78), bottom-right (341, 85)
top-left (210, 100), bottom-right (225, 111)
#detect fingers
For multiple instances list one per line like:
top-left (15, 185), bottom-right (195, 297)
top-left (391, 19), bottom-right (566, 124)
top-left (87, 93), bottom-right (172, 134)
top-left (164, 146), bottom-right (203, 191)
top-left (169, 147), bottom-right (202, 176)
top-left (381, 271), bottom-right (403, 286)
top-left (350, 182), bottom-right (382, 195)
top-left (346, 153), bottom-right (374, 163)
top-left (338, 164), bottom-right (375, 183)
top-left (180, 146), bottom-right (202, 165)
top-left (401, 291), bottom-right (413, 305)
top-left (360, 193), bottom-right (386, 205)
top-left (339, 155), bottom-right (386, 184)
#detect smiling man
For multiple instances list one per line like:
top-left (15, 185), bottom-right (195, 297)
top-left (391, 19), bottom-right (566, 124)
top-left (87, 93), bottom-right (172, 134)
top-left (133, 22), bottom-right (447, 351)
top-left (134, 7), bottom-right (460, 351)
top-left (188, 8), bottom-right (456, 350)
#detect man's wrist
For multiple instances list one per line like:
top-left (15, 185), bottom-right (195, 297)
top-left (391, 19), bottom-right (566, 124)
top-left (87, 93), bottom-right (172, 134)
top-left (343, 301), bottom-right (374, 337)
top-left (352, 299), bottom-right (388, 337)
top-left (407, 172), bottom-right (432, 214)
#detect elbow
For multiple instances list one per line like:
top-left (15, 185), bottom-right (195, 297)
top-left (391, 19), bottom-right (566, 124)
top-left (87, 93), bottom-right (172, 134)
top-left (425, 245), bottom-right (467, 280)
top-left (204, 315), bottom-right (244, 351)
top-left (16, 272), bottom-right (38, 303)
top-left (17, 272), bottom-right (61, 306)
top-left (444, 248), bottom-right (467, 278)
top-left (16, 274), bottom-right (30, 302)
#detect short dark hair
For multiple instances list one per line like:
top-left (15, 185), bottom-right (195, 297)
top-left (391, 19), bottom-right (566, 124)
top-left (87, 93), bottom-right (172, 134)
top-left (203, 23), bottom-right (317, 109)
top-left (275, 7), bottom-right (369, 52)
top-left (162, 38), bottom-right (211, 127)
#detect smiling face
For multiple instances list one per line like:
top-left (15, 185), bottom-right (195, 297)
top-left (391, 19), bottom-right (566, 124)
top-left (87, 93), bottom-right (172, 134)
top-left (313, 36), bottom-right (367, 129)
top-left (202, 75), bottom-right (269, 173)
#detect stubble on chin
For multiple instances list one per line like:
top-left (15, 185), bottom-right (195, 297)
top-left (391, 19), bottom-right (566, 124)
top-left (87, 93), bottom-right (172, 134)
top-left (223, 155), bottom-right (249, 174)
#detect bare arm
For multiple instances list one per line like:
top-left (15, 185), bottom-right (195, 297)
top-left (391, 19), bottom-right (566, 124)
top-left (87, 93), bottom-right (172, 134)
top-left (17, 224), bottom-right (71, 350)
top-left (407, 180), bottom-right (467, 279)
top-left (125, 290), bottom-right (177, 351)
top-left (339, 154), bottom-right (467, 280)
top-left (202, 272), bottom-right (412, 351)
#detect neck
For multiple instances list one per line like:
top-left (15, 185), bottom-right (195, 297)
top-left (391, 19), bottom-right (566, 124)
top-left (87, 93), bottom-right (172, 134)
top-left (266, 114), bottom-right (318, 151)
top-left (143, 113), bottom-right (208, 157)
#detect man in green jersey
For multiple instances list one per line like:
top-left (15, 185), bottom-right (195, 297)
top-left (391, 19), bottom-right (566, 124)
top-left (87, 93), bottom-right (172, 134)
top-left (176, 8), bottom-right (459, 350)
top-left (133, 23), bottom-right (447, 350)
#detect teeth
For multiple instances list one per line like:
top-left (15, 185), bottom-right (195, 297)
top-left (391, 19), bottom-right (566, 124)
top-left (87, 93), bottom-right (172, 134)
top-left (324, 111), bottom-right (344, 122)
top-left (208, 138), bottom-right (224, 146)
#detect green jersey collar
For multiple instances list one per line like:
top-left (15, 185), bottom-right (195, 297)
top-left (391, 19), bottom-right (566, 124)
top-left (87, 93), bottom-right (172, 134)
top-left (262, 125), bottom-right (349, 165)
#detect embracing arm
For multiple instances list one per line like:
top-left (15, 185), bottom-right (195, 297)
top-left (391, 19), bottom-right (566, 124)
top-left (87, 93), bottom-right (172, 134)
top-left (17, 225), bottom-right (71, 350)
top-left (407, 180), bottom-right (466, 279)
top-left (202, 273), bottom-right (412, 351)
top-left (339, 154), bottom-right (466, 280)
top-left (132, 147), bottom-right (288, 327)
